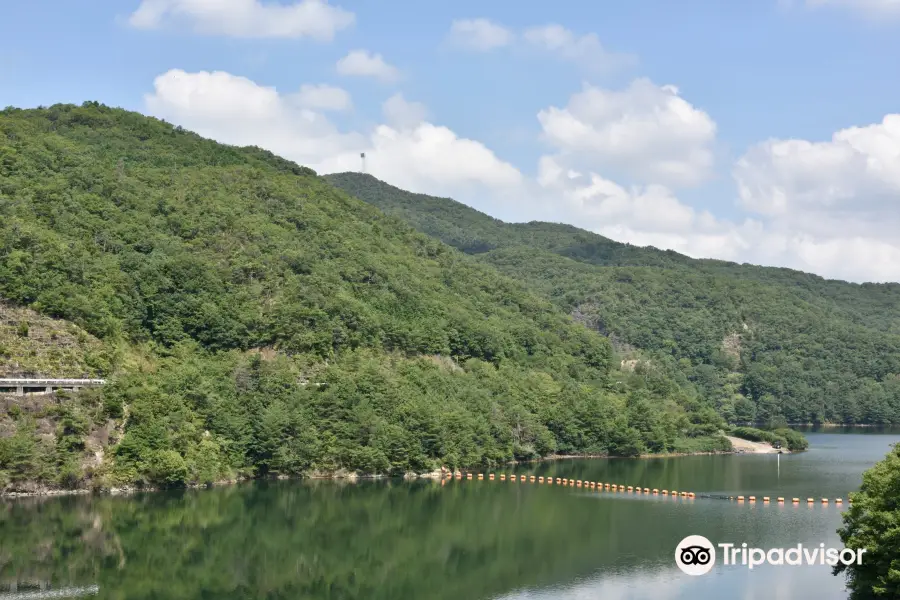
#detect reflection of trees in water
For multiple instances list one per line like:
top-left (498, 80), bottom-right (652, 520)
top-left (0, 497), bottom-right (124, 587)
top-left (1, 482), bottom-right (673, 599)
top-left (0, 478), bottom-right (814, 600)
top-left (0, 497), bottom-right (125, 600)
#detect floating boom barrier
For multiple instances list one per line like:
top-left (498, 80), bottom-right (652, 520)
top-left (440, 472), bottom-right (849, 507)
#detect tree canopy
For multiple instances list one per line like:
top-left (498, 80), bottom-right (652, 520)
top-left (0, 103), bottom-right (735, 491)
top-left (835, 442), bottom-right (900, 598)
top-left (326, 172), bottom-right (900, 425)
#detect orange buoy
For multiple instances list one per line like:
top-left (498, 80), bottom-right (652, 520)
top-left (627, 486), bottom-right (634, 492)
top-left (652, 488), bottom-right (659, 494)
top-left (662, 490), bottom-right (669, 496)
top-left (530, 475), bottom-right (536, 482)
top-left (478, 474), bottom-right (484, 480)
top-left (763, 496), bottom-right (770, 503)
top-left (555, 478), bottom-right (561, 484)
top-left (737, 495), bottom-right (745, 502)
top-left (644, 488), bottom-right (650, 493)
top-left (604, 483), bottom-right (610, 489)
top-left (500, 474), bottom-right (506, 481)
top-left (822, 498), bottom-right (829, 504)
top-left (538, 476), bottom-right (544, 483)
top-left (455, 472), bottom-right (462, 479)
top-left (807, 498), bottom-right (814, 504)
top-left (777, 497), bottom-right (784, 503)
top-left (836, 498), bottom-right (843, 504)
top-left (792, 498), bottom-right (799, 504)
top-left (590, 481), bottom-right (596, 488)
top-left (688, 492), bottom-right (695, 498)
top-left (489, 474), bottom-right (495, 480)
top-left (577, 480), bottom-right (582, 487)
top-left (748, 496), bottom-right (756, 502)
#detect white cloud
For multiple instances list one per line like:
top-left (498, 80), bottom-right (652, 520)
top-left (292, 84), bottom-right (352, 111)
top-left (537, 79), bottom-right (717, 188)
top-left (145, 69), bottom-right (364, 166)
top-left (318, 124), bottom-right (523, 193)
top-left (730, 113), bottom-right (900, 280)
top-left (382, 93), bottom-right (429, 130)
top-left (734, 115), bottom-right (900, 221)
top-left (525, 109), bottom-right (900, 283)
top-left (535, 152), bottom-right (900, 283)
top-left (522, 24), bottom-right (637, 72)
top-left (445, 20), bottom-right (634, 72)
top-left (128, 0), bottom-right (354, 40)
top-left (538, 157), bottom-right (703, 233)
top-left (145, 68), bottom-right (521, 199)
top-left (447, 18), bottom-right (515, 51)
top-left (336, 50), bottom-right (401, 83)
top-left (143, 69), bottom-right (900, 283)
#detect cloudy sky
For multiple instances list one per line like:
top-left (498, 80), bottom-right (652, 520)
top-left (3, 1), bottom-right (900, 283)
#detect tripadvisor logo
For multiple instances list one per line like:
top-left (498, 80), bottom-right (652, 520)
top-left (676, 535), bottom-right (716, 576)
top-left (675, 535), bottom-right (866, 575)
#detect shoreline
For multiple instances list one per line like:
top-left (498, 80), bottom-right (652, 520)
top-left (0, 444), bottom-right (765, 499)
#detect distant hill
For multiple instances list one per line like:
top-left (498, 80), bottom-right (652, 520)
top-left (0, 103), bottom-right (734, 493)
top-left (326, 172), bottom-right (900, 424)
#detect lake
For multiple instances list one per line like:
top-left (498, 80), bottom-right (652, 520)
top-left (1, 428), bottom-right (897, 600)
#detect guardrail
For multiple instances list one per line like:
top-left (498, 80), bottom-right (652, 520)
top-left (0, 379), bottom-right (106, 396)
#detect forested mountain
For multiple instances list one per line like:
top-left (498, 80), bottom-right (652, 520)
top-left (326, 172), bottom-right (900, 425)
top-left (0, 103), bottom-right (732, 492)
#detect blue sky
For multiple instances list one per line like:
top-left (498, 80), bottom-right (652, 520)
top-left (3, 1), bottom-right (900, 282)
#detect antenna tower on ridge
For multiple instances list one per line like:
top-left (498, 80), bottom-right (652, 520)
top-left (360, 152), bottom-right (366, 173)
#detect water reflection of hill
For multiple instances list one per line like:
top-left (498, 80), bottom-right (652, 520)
top-left (0, 474), bottom-right (852, 600)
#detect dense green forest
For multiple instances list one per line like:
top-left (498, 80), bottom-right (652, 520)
top-left (0, 103), bottom-right (737, 492)
top-left (325, 173), bottom-right (900, 425)
top-left (836, 443), bottom-right (900, 599)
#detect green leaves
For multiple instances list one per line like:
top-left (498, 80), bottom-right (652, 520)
top-left (836, 444), bottom-right (900, 598)
top-left (0, 103), bottom-right (746, 491)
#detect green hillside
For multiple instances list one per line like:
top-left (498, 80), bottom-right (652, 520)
top-left (325, 172), bottom-right (900, 425)
top-left (0, 301), bottom-right (110, 378)
top-left (0, 103), bottom-right (730, 493)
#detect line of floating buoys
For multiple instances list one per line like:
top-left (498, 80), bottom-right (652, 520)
top-left (443, 473), bottom-right (850, 507)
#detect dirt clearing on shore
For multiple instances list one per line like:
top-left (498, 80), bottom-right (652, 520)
top-left (726, 436), bottom-right (784, 454)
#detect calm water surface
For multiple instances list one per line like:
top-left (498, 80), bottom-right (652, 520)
top-left (1, 429), bottom-right (897, 600)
